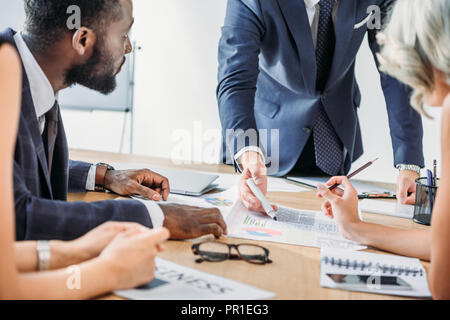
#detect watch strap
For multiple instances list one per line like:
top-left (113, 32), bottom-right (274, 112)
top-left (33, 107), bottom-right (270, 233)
top-left (95, 163), bottom-right (115, 191)
top-left (396, 164), bottom-right (421, 173)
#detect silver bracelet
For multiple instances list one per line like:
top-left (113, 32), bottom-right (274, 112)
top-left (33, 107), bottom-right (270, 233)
top-left (37, 240), bottom-right (51, 271)
top-left (396, 164), bottom-right (421, 174)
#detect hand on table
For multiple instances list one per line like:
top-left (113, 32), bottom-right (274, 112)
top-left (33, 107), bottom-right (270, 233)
top-left (160, 204), bottom-right (228, 239)
top-left (396, 170), bottom-right (419, 205)
top-left (68, 221), bottom-right (145, 263)
top-left (99, 227), bottom-right (170, 291)
top-left (237, 151), bottom-right (278, 214)
top-left (104, 169), bottom-right (170, 201)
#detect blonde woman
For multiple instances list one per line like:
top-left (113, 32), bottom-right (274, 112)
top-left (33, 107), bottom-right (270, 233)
top-left (316, 0), bottom-right (450, 299)
top-left (0, 41), bottom-right (169, 299)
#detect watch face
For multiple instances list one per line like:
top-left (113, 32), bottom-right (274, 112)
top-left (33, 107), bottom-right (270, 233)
top-left (96, 163), bottom-right (115, 171)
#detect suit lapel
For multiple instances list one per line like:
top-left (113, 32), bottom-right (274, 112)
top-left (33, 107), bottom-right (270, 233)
top-left (326, 0), bottom-right (357, 89)
top-left (6, 28), bottom-right (54, 197)
top-left (277, 0), bottom-right (317, 94)
top-left (21, 78), bottom-right (54, 198)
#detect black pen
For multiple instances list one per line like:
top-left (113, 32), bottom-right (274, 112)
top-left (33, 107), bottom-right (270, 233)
top-left (329, 158), bottom-right (379, 191)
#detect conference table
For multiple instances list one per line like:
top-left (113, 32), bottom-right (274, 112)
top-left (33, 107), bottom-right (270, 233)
top-left (69, 149), bottom-right (430, 300)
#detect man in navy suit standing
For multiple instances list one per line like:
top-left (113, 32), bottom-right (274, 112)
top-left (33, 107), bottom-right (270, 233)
top-left (217, 0), bottom-right (424, 212)
top-left (4, 0), bottom-right (226, 241)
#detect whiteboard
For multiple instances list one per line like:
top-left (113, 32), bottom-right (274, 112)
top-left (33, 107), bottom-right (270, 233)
top-left (0, 0), bottom-right (132, 112)
top-left (58, 57), bottom-right (133, 112)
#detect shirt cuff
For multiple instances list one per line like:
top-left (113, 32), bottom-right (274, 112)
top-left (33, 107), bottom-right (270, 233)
top-left (234, 146), bottom-right (266, 173)
top-left (86, 165), bottom-right (97, 191)
top-left (135, 199), bottom-right (165, 228)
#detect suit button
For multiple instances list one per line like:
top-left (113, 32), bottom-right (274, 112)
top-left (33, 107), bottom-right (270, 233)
top-left (303, 127), bottom-right (312, 134)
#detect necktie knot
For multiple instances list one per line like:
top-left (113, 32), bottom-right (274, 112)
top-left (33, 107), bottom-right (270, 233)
top-left (45, 101), bottom-right (59, 122)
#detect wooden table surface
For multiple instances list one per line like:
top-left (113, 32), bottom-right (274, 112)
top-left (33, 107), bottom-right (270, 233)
top-left (69, 149), bottom-right (429, 300)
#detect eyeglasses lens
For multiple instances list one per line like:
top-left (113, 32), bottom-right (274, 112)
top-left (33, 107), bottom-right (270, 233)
top-left (198, 242), bottom-right (229, 261)
top-left (237, 245), bottom-right (267, 263)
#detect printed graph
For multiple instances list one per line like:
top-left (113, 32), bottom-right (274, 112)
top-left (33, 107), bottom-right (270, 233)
top-left (242, 215), bottom-right (268, 228)
top-left (242, 227), bottom-right (283, 238)
top-left (241, 215), bottom-right (283, 237)
top-left (204, 197), bottom-right (233, 207)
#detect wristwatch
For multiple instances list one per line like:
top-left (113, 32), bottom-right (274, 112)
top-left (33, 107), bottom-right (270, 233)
top-left (396, 164), bottom-right (421, 174)
top-left (37, 240), bottom-right (51, 271)
top-left (95, 162), bottom-right (115, 192)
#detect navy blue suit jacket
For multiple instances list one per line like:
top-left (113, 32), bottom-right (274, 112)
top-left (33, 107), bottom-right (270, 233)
top-left (0, 29), bottom-right (153, 241)
top-left (217, 0), bottom-right (424, 175)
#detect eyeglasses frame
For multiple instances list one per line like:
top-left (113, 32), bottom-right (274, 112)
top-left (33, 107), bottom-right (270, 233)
top-left (191, 241), bottom-right (272, 265)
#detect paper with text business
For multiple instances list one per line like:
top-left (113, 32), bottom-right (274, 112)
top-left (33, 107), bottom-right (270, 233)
top-left (115, 258), bottom-right (275, 300)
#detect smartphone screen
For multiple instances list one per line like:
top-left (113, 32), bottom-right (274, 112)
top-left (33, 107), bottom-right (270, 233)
top-left (326, 274), bottom-right (412, 290)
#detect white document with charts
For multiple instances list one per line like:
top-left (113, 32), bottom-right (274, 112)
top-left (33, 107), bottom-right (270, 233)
top-left (115, 258), bottom-right (275, 300)
top-left (224, 201), bottom-right (366, 250)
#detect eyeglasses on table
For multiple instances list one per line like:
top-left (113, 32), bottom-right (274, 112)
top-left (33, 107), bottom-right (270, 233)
top-left (192, 241), bottom-right (272, 265)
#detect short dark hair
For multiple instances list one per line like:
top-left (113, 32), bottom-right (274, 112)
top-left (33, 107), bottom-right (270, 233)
top-left (24, 0), bottom-right (123, 53)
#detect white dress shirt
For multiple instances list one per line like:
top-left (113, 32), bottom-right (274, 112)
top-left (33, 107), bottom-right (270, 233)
top-left (234, 0), bottom-right (340, 170)
top-left (13, 33), bottom-right (165, 228)
top-left (13, 33), bottom-right (99, 189)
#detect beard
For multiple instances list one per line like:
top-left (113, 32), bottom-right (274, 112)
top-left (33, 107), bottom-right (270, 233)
top-left (64, 36), bottom-right (118, 95)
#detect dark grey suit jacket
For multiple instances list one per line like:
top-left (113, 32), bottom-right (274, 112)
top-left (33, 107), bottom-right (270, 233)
top-left (217, 0), bottom-right (424, 175)
top-left (0, 28), bottom-right (153, 241)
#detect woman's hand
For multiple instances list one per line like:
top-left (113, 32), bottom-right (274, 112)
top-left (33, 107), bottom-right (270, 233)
top-left (47, 221), bottom-right (148, 270)
top-left (99, 227), bottom-right (170, 291)
top-left (316, 176), bottom-right (362, 241)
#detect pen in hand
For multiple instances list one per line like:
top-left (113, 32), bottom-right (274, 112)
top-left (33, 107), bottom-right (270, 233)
top-left (246, 178), bottom-right (277, 220)
top-left (328, 158), bottom-right (379, 191)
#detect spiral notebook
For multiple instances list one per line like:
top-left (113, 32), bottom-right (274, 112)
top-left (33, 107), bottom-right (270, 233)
top-left (320, 248), bottom-right (431, 298)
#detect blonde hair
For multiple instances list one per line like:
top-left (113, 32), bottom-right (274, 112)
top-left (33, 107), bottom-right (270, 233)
top-left (377, 0), bottom-right (450, 116)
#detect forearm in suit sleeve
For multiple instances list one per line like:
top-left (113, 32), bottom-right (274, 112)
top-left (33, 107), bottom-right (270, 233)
top-left (217, 0), bottom-right (265, 158)
top-left (14, 163), bottom-right (153, 241)
top-left (68, 159), bottom-right (92, 193)
top-left (367, 0), bottom-right (424, 167)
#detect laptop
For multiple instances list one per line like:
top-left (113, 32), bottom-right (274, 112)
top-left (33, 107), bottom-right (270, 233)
top-left (149, 167), bottom-right (219, 196)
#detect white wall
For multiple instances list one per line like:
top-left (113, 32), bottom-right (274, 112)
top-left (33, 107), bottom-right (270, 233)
top-left (352, 35), bottom-right (442, 183)
top-left (2, 0), bottom-right (442, 183)
top-left (63, 0), bottom-right (228, 165)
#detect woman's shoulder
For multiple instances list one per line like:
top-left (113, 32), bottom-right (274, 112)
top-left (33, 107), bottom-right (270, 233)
top-left (444, 95), bottom-right (450, 109)
top-left (0, 42), bottom-right (20, 70)
top-left (440, 96), bottom-right (450, 141)
top-left (442, 95), bottom-right (450, 117)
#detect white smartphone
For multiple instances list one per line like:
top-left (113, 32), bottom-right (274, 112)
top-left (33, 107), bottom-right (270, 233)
top-left (326, 274), bottom-right (413, 291)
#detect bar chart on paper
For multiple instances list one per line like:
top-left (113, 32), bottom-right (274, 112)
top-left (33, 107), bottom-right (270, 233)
top-left (241, 215), bottom-right (282, 237)
top-left (225, 201), bottom-right (366, 250)
top-left (243, 215), bottom-right (268, 227)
